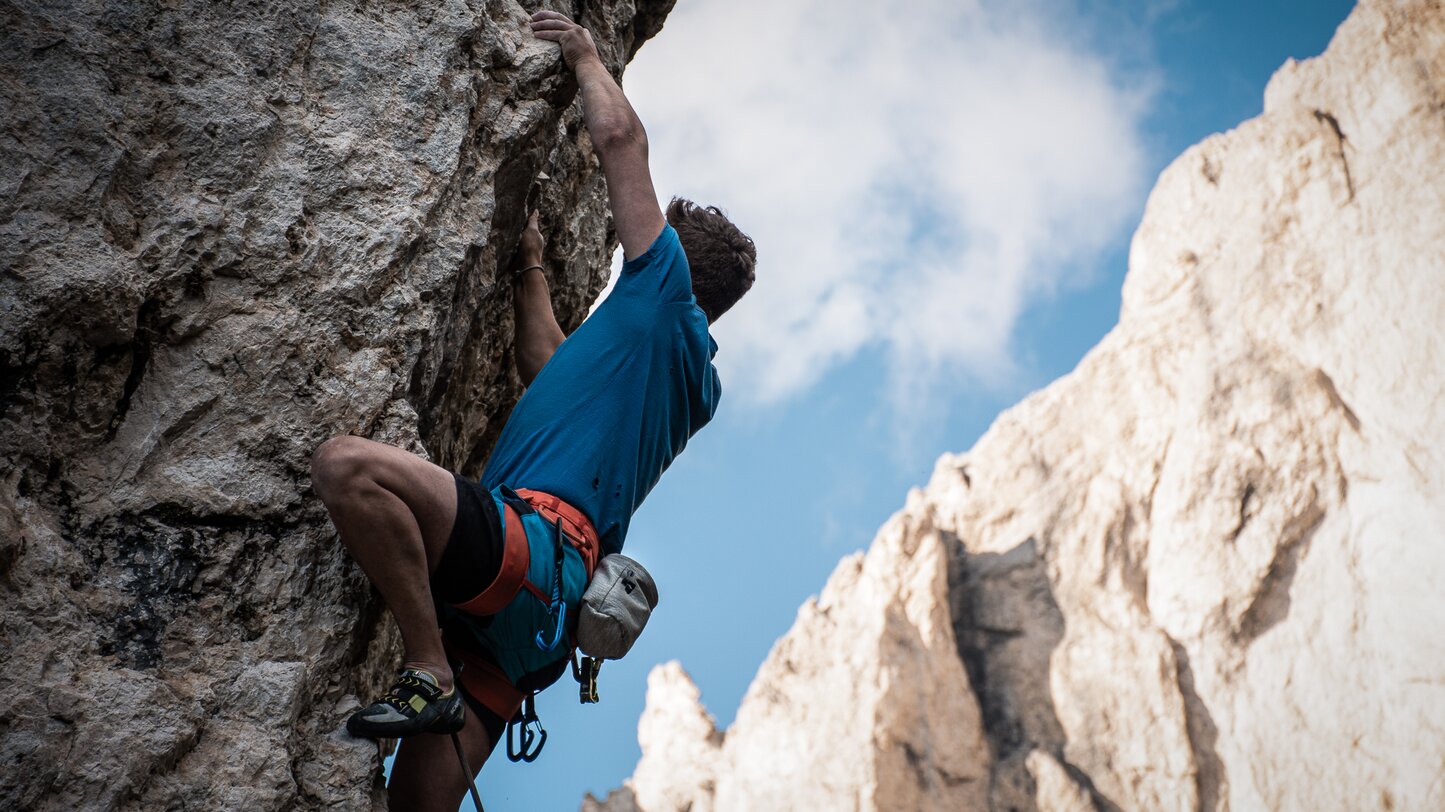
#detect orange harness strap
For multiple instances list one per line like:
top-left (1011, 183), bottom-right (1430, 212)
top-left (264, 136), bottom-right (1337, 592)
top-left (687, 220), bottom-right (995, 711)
top-left (515, 488), bottom-right (600, 578)
top-left (451, 502), bottom-right (530, 616)
top-left (453, 646), bottom-right (527, 721)
top-left (449, 490), bottom-right (600, 615)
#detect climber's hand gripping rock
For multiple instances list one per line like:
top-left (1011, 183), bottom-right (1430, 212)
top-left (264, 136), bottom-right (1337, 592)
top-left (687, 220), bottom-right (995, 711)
top-left (529, 10), bottom-right (602, 69)
top-left (519, 211), bottom-right (545, 270)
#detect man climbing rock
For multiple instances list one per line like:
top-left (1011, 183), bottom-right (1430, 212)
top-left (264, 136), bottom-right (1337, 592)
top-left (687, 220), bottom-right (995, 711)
top-left (308, 10), bottom-right (755, 810)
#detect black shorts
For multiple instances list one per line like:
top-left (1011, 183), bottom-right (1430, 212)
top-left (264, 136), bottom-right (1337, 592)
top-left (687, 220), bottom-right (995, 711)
top-left (432, 474), bottom-right (505, 606)
top-left (432, 475), bottom-right (508, 739)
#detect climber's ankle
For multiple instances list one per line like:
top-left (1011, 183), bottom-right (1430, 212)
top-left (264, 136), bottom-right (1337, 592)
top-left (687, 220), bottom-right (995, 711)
top-left (401, 660), bottom-right (454, 692)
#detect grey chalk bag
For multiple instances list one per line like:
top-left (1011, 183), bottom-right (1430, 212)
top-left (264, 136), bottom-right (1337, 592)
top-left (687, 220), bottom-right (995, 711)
top-left (577, 554), bottom-right (658, 660)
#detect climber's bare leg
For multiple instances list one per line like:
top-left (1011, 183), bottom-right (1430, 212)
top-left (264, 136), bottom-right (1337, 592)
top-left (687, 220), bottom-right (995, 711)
top-left (310, 435), bottom-right (456, 689)
top-left (513, 211), bottom-right (566, 387)
top-left (388, 711), bottom-right (496, 811)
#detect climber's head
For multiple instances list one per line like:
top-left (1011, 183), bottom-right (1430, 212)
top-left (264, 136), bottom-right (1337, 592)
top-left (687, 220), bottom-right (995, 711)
top-left (667, 197), bottom-right (756, 324)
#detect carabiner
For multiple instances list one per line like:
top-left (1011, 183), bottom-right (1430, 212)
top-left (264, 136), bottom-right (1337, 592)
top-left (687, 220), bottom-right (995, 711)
top-left (506, 696), bottom-right (548, 763)
top-left (534, 601), bottom-right (567, 651)
top-left (572, 653), bottom-right (601, 704)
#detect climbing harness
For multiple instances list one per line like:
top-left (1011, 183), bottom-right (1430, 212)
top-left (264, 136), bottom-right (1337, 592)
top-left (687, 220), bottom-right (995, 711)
top-left (450, 487), bottom-right (596, 684)
top-left (444, 486), bottom-right (600, 764)
top-left (507, 519), bottom-right (567, 763)
top-left (441, 486), bottom-right (659, 766)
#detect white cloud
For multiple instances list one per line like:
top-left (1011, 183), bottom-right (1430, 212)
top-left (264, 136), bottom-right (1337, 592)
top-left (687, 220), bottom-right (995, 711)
top-left (620, 0), bottom-right (1153, 404)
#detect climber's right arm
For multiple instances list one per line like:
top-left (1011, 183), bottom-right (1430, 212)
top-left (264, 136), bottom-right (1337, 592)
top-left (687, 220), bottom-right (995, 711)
top-left (513, 212), bottom-right (564, 386)
top-left (530, 10), bottom-right (666, 261)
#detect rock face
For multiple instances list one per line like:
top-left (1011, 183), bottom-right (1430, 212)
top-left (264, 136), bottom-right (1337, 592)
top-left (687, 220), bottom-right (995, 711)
top-left (595, 2), bottom-right (1445, 810)
top-left (0, 1), bottom-right (671, 808)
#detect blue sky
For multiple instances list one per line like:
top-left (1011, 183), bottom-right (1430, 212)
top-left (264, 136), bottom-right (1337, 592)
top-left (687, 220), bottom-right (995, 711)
top-left (444, 1), bottom-right (1357, 808)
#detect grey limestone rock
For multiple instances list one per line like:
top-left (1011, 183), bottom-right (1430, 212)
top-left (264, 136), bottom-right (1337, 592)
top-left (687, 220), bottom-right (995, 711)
top-left (0, 0), bottom-right (673, 808)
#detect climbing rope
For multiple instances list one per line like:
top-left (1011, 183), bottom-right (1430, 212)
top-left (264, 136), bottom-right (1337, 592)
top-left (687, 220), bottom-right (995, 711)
top-left (450, 732), bottom-right (486, 812)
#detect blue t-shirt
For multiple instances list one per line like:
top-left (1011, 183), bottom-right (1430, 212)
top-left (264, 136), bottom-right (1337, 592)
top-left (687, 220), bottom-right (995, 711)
top-left (480, 225), bottom-right (721, 555)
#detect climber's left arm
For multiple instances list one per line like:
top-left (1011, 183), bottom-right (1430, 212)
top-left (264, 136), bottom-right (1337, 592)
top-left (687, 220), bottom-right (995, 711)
top-left (530, 10), bottom-right (666, 261)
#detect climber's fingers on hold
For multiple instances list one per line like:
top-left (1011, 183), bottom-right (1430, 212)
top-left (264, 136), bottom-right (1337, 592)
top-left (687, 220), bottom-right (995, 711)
top-left (530, 10), bottom-right (575, 25)
top-left (519, 211), bottom-right (545, 259)
top-left (531, 26), bottom-right (575, 45)
top-left (530, 12), bottom-right (583, 39)
top-left (530, 22), bottom-right (574, 35)
top-left (533, 31), bottom-right (564, 44)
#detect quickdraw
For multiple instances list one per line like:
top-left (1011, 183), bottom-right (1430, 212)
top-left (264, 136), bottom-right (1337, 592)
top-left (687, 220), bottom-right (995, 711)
top-left (533, 516), bottom-right (568, 652)
top-left (506, 694), bottom-right (547, 763)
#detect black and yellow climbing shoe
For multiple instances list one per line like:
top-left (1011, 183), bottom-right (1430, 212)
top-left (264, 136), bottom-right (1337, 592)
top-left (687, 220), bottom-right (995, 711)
top-left (346, 668), bottom-right (465, 739)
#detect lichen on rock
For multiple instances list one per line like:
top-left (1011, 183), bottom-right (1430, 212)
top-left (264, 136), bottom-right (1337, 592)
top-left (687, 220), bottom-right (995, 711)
top-left (595, 1), bottom-right (1445, 810)
top-left (0, 0), bottom-right (673, 808)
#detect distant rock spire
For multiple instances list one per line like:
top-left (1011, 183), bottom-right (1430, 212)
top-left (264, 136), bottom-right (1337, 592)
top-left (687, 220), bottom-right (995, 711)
top-left (600, 1), bottom-right (1445, 808)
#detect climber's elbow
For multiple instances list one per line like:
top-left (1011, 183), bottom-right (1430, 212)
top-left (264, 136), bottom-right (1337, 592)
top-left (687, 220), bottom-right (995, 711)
top-left (591, 118), bottom-right (648, 157)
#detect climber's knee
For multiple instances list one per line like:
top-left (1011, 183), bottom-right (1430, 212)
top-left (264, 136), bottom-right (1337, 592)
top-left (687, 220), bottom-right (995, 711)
top-left (310, 435), bottom-right (375, 505)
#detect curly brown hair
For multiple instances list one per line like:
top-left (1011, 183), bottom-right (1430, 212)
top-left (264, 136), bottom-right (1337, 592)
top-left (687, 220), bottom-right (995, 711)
top-left (667, 198), bottom-right (756, 323)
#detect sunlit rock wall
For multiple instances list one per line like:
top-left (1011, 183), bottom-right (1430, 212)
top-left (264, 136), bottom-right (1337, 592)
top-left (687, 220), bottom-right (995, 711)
top-left (590, 1), bottom-right (1445, 809)
top-left (0, 0), bottom-right (673, 808)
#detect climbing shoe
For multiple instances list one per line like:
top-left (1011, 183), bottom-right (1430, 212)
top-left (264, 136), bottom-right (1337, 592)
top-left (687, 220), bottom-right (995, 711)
top-left (346, 668), bottom-right (465, 739)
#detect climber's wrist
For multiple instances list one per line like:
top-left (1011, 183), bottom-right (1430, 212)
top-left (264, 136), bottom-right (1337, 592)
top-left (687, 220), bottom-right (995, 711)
top-left (572, 53), bottom-right (608, 79)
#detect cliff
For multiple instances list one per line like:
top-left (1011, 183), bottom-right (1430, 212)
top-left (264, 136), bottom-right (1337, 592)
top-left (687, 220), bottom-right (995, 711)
top-left (592, 1), bottom-right (1445, 809)
top-left (0, 1), bottom-right (672, 808)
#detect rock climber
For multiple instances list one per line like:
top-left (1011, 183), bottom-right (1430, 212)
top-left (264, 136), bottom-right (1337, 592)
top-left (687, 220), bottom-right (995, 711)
top-left (307, 10), bottom-right (755, 810)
